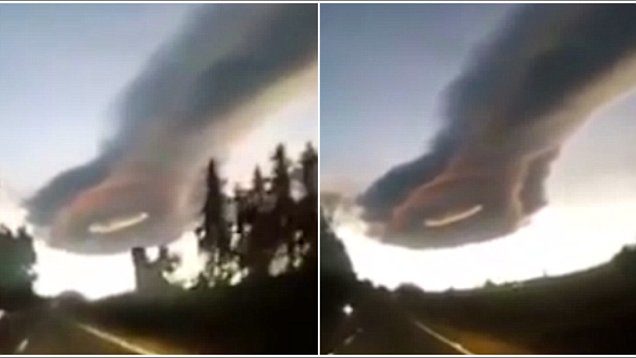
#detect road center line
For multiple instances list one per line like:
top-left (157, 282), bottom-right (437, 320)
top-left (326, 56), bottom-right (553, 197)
top-left (74, 322), bottom-right (158, 355)
top-left (14, 337), bottom-right (29, 353)
top-left (411, 319), bottom-right (474, 355)
top-left (340, 327), bottom-right (362, 348)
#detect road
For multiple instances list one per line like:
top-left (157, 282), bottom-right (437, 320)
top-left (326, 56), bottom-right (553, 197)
top-left (1, 308), bottom-right (169, 354)
top-left (331, 308), bottom-right (532, 355)
top-left (326, 286), bottom-right (528, 355)
top-left (327, 289), bottom-right (471, 354)
top-left (332, 313), bottom-right (472, 354)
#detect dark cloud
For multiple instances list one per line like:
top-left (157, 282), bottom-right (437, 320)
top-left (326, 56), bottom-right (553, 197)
top-left (359, 4), bottom-right (636, 248)
top-left (27, 4), bottom-right (317, 253)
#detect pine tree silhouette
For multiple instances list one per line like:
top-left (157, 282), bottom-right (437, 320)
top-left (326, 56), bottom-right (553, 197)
top-left (167, 143), bottom-right (318, 287)
top-left (296, 142), bottom-right (319, 261)
top-left (301, 142), bottom-right (318, 196)
top-left (272, 144), bottom-right (291, 201)
top-left (252, 166), bottom-right (265, 199)
top-left (200, 159), bottom-right (230, 256)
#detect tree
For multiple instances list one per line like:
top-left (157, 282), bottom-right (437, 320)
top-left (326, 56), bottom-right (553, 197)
top-left (200, 159), bottom-right (230, 256)
top-left (252, 166), bottom-right (265, 199)
top-left (0, 226), bottom-right (36, 310)
top-left (613, 244), bottom-right (636, 277)
top-left (181, 143), bottom-right (319, 286)
top-left (197, 159), bottom-right (249, 286)
top-left (271, 144), bottom-right (291, 200)
top-left (300, 142), bottom-right (318, 196)
top-left (296, 142), bottom-right (319, 260)
top-left (271, 144), bottom-right (297, 270)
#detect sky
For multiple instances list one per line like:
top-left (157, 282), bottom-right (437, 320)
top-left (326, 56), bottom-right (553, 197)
top-left (321, 4), bottom-right (636, 290)
top-left (321, 4), bottom-right (512, 192)
top-left (0, 4), bottom-right (317, 299)
top-left (0, 4), bottom-right (193, 195)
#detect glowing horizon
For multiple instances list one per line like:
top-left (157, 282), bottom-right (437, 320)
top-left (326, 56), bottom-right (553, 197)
top-left (0, 126), bottom-right (314, 300)
top-left (332, 201), bottom-right (636, 292)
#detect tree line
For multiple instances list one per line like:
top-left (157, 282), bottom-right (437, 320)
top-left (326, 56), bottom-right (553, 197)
top-left (132, 142), bottom-right (318, 293)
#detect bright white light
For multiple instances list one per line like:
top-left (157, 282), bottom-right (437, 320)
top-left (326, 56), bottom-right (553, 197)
top-left (0, 184), bottom-right (26, 232)
top-left (27, 86), bottom-right (316, 299)
top-left (88, 212), bottom-right (149, 234)
top-left (424, 204), bottom-right (483, 228)
top-left (333, 202), bottom-right (636, 291)
top-left (0, 189), bottom-right (134, 300)
top-left (342, 304), bottom-right (354, 316)
top-left (33, 240), bottom-right (135, 300)
top-left (165, 231), bottom-right (208, 287)
top-left (0, 87), bottom-right (315, 300)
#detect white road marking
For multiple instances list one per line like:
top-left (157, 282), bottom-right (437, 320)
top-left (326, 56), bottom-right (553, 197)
top-left (411, 319), bottom-right (474, 355)
top-left (74, 322), bottom-right (158, 355)
top-left (342, 328), bottom-right (362, 347)
top-left (15, 338), bottom-right (29, 353)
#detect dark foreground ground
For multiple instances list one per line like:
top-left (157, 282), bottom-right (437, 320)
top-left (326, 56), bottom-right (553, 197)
top-left (321, 216), bottom-right (636, 354)
top-left (396, 258), bottom-right (636, 355)
top-left (1, 263), bottom-right (317, 354)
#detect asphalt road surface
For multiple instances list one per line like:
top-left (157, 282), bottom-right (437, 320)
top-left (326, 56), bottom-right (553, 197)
top-left (325, 284), bottom-right (531, 355)
top-left (332, 313), bottom-right (472, 354)
top-left (327, 288), bottom-right (475, 355)
top-left (1, 309), bottom-right (164, 354)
